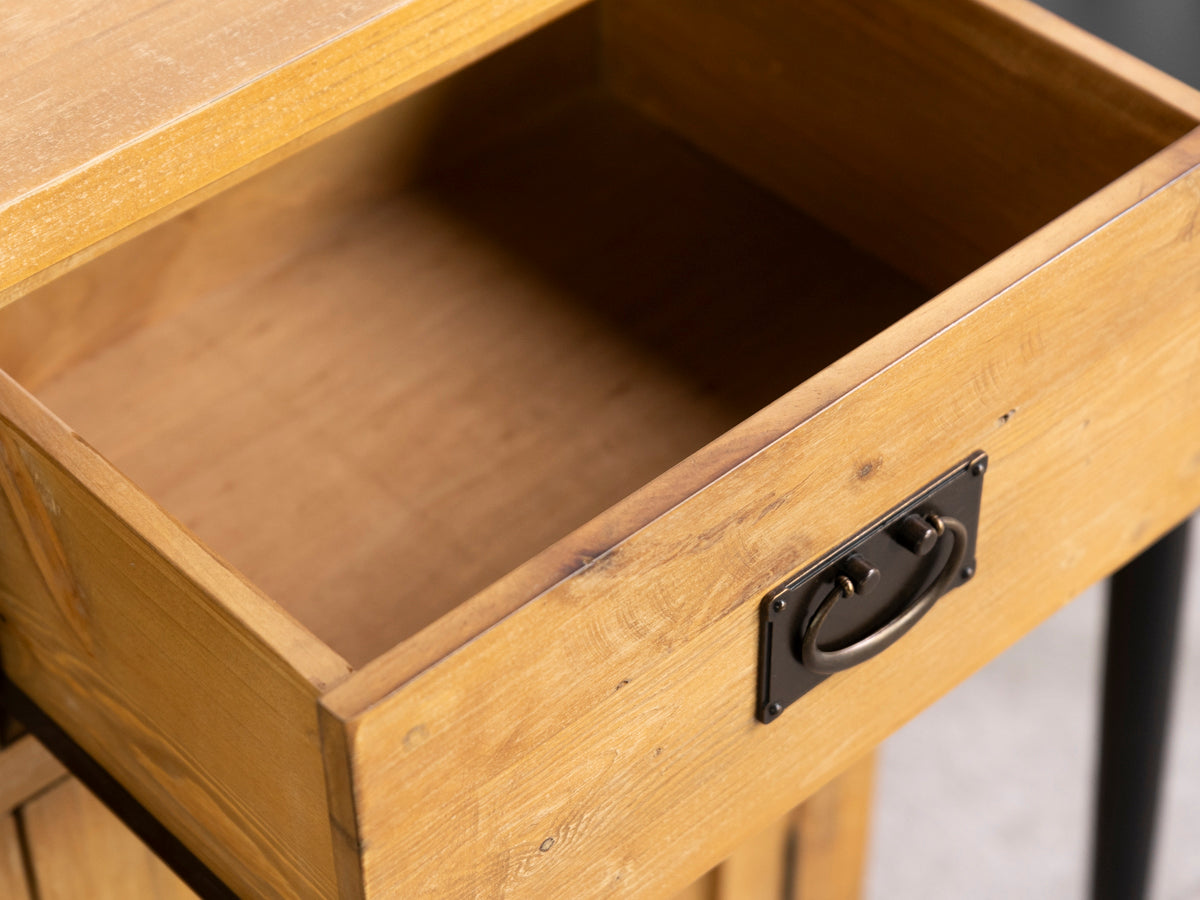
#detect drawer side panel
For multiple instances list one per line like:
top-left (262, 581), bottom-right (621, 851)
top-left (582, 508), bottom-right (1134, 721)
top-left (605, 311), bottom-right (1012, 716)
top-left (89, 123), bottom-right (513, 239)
top-left (0, 378), bottom-right (350, 898)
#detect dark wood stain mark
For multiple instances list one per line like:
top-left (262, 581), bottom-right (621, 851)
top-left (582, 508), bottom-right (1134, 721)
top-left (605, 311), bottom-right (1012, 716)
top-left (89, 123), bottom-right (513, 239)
top-left (856, 458), bottom-right (883, 480)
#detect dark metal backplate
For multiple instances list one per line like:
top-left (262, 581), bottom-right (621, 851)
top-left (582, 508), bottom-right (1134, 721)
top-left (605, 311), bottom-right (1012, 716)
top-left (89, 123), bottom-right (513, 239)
top-left (757, 451), bottom-right (986, 723)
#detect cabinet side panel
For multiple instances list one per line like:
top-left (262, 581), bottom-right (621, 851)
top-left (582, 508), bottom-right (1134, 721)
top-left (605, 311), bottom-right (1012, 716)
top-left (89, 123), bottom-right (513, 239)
top-left (22, 779), bottom-right (197, 900)
top-left (330, 135), bottom-right (1200, 897)
top-left (0, 736), bottom-right (66, 815)
top-left (0, 375), bottom-right (350, 898)
top-left (0, 815), bottom-right (30, 900)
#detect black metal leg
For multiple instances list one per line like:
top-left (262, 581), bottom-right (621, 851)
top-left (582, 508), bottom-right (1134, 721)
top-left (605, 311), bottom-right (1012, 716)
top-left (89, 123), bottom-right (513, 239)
top-left (1092, 519), bottom-right (1189, 900)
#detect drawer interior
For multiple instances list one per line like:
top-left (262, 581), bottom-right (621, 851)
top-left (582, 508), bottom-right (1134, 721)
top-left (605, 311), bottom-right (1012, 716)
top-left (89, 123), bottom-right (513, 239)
top-left (0, 1), bottom-right (1192, 668)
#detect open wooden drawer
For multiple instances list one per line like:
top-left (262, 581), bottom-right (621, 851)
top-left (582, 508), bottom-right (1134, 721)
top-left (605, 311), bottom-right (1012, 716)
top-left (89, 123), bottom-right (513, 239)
top-left (3, 0), bottom-right (1200, 896)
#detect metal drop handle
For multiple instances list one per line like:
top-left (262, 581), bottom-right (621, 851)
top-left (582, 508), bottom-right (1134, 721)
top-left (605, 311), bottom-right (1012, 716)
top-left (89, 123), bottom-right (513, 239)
top-left (799, 514), bottom-right (968, 675)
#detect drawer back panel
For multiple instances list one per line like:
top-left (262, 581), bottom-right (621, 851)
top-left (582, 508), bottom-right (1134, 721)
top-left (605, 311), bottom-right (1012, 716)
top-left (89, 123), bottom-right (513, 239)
top-left (604, 0), bottom-right (1200, 289)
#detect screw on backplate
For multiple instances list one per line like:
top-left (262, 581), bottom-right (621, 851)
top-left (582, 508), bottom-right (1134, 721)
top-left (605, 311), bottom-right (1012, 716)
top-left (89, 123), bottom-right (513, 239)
top-left (970, 458), bottom-right (988, 477)
top-left (771, 597), bottom-right (787, 613)
top-left (961, 563), bottom-right (977, 580)
top-left (767, 702), bottom-right (783, 717)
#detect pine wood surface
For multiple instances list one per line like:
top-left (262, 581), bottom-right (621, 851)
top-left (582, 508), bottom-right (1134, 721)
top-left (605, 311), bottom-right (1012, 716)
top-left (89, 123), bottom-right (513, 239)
top-left (331, 96), bottom-right (1200, 715)
top-left (332, 0), bottom-right (1200, 705)
top-left (6, 0), bottom-right (1195, 673)
top-left (25, 96), bottom-right (927, 667)
top-left (321, 131), bottom-right (1200, 898)
top-left (0, 736), bottom-right (67, 816)
top-left (22, 779), bottom-right (196, 900)
top-left (604, 0), bottom-right (1200, 291)
top-left (0, 0), bottom-right (589, 305)
top-left (674, 752), bottom-right (872, 900)
top-left (0, 815), bottom-right (30, 900)
top-left (675, 755), bottom-right (873, 900)
top-left (0, 7), bottom-right (599, 396)
top-left (708, 813), bottom-right (792, 900)
top-left (2, 2), bottom-right (1200, 897)
top-left (0, 86), bottom-right (923, 897)
top-left (792, 754), bottom-right (874, 900)
top-left (0, 371), bottom-right (350, 897)
top-left (671, 877), bottom-right (715, 900)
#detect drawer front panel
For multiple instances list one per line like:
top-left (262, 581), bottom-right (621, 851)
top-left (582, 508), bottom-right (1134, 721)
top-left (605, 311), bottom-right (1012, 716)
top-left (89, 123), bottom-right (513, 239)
top-left (325, 131), bottom-right (1200, 898)
top-left (0, 379), bottom-right (350, 898)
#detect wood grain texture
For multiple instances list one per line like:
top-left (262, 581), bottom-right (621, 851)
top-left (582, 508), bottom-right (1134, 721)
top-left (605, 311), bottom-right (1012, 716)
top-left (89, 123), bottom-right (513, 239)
top-left (603, 0), bottom-right (1200, 291)
top-left (710, 812), bottom-right (790, 900)
top-left (322, 130), bottom-right (1200, 898)
top-left (335, 63), bottom-right (1200, 723)
top-left (793, 754), bottom-right (873, 900)
top-left (0, 374), bottom-right (350, 897)
top-left (675, 755), bottom-right (874, 900)
top-left (0, 736), bottom-right (67, 816)
top-left (671, 874), bottom-right (715, 900)
top-left (0, 0), bottom-right (590, 304)
top-left (22, 779), bottom-right (195, 900)
top-left (28, 96), bottom-right (926, 668)
top-left (0, 7), bottom-right (599, 394)
top-left (4, 4), bottom-right (1198, 897)
top-left (335, 0), bottom-right (1200, 705)
top-left (0, 815), bottom-right (30, 900)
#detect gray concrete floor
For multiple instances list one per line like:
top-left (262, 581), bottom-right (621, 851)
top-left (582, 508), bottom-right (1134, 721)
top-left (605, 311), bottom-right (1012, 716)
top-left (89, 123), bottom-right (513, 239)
top-left (869, 7), bottom-right (1199, 896)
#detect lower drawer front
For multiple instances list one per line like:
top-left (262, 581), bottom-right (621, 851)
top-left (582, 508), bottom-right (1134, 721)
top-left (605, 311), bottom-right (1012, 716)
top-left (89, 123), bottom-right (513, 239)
top-left (321, 133), bottom-right (1200, 897)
